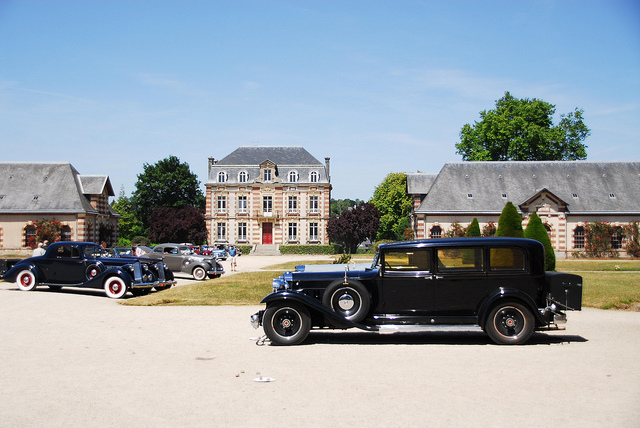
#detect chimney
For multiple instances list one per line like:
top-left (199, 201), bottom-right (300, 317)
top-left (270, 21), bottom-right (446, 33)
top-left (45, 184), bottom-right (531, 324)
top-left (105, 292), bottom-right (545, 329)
top-left (325, 157), bottom-right (330, 181)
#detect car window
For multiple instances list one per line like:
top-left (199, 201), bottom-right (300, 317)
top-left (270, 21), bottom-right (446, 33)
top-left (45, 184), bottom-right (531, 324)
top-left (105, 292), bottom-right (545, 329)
top-left (489, 247), bottom-right (526, 271)
top-left (180, 248), bottom-right (191, 255)
top-left (164, 247), bottom-right (178, 254)
top-left (84, 245), bottom-right (103, 259)
top-left (384, 249), bottom-right (431, 272)
top-left (437, 248), bottom-right (484, 272)
top-left (56, 245), bottom-right (80, 259)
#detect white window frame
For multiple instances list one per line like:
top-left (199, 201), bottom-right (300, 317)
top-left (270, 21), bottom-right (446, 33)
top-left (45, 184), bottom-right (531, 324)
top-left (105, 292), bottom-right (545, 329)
top-left (309, 196), bottom-right (319, 214)
top-left (217, 196), bottom-right (227, 213)
top-left (238, 196), bottom-right (247, 214)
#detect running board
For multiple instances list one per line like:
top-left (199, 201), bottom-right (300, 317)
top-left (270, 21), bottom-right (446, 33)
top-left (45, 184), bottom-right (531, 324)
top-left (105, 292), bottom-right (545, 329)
top-left (375, 325), bottom-right (484, 334)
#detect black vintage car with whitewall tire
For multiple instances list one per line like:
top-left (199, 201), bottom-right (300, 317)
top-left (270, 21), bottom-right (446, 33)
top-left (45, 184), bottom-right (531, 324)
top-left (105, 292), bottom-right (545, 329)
top-left (251, 238), bottom-right (582, 346)
top-left (3, 241), bottom-right (175, 299)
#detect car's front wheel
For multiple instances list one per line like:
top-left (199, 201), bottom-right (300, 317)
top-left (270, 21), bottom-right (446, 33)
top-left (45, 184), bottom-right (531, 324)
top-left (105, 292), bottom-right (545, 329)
top-left (263, 302), bottom-right (311, 346)
top-left (192, 266), bottom-right (207, 281)
top-left (322, 279), bottom-right (370, 323)
top-left (16, 270), bottom-right (37, 291)
top-left (485, 302), bottom-right (535, 345)
top-left (104, 276), bottom-right (127, 299)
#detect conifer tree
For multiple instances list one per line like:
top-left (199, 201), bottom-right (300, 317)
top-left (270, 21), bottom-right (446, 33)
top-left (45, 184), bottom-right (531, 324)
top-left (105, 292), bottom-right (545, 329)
top-left (465, 218), bottom-right (481, 237)
top-left (524, 212), bottom-right (556, 271)
top-left (495, 202), bottom-right (523, 238)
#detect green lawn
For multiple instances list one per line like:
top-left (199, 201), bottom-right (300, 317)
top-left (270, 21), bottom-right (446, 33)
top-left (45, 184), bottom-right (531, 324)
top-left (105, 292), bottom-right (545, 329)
top-left (122, 259), bottom-right (640, 310)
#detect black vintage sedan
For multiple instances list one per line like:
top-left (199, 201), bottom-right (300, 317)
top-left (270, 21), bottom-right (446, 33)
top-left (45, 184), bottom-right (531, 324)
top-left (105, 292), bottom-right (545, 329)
top-left (2, 241), bottom-right (175, 298)
top-left (251, 238), bottom-right (583, 345)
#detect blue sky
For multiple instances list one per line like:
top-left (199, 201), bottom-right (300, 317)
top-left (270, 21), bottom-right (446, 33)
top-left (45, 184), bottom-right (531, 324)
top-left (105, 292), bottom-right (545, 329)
top-left (1, 0), bottom-right (638, 200)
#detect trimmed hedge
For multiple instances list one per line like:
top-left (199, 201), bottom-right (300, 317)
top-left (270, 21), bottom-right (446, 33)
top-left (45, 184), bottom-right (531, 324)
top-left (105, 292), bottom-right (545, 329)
top-left (280, 244), bottom-right (342, 255)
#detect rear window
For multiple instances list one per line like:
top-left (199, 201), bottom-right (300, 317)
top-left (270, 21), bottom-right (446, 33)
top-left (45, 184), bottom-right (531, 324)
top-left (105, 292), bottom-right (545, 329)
top-left (437, 248), bottom-right (484, 271)
top-left (489, 247), bottom-right (526, 271)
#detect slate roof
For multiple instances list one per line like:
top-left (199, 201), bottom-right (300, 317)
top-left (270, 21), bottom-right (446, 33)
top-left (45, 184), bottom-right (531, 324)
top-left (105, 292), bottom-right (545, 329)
top-left (406, 173), bottom-right (438, 194)
top-left (415, 161), bottom-right (640, 214)
top-left (208, 146), bottom-right (329, 184)
top-left (0, 162), bottom-right (113, 214)
top-left (214, 146), bottom-right (323, 166)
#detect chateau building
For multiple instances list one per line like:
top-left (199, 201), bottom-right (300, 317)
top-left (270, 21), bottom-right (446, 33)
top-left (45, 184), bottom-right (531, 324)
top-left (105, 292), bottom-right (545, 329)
top-left (205, 146), bottom-right (331, 247)
top-left (408, 161), bottom-right (640, 258)
top-left (0, 162), bottom-right (118, 253)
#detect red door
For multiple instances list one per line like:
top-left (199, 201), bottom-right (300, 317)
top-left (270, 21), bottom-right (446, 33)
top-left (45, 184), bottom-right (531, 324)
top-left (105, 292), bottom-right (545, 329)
top-left (262, 223), bottom-right (273, 244)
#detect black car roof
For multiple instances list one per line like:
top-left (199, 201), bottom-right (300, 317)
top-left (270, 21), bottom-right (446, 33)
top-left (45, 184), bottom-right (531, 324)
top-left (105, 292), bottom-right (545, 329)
top-left (379, 237), bottom-right (543, 250)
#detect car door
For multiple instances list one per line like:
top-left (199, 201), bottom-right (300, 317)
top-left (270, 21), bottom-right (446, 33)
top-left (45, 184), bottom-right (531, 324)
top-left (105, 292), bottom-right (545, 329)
top-left (160, 246), bottom-right (182, 271)
top-left (380, 248), bottom-right (435, 314)
top-left (40, 244), bottom-right (86, 284)
top-left (433, 246), bottom-right (487, 315)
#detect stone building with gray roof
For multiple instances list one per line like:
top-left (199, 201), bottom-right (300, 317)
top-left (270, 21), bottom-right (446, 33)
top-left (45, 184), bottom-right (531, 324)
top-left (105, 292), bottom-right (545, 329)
top-left (0, 162), bottom-right (118, 252)
top-left (206, 146), bottom-right (331, 249)
top-left (407, 161), bottom-right (640, 258)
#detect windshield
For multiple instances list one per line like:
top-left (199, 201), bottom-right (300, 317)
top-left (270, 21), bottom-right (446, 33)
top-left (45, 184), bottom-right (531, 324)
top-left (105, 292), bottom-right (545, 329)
top-left (371, 249), bottom-right (381, 269)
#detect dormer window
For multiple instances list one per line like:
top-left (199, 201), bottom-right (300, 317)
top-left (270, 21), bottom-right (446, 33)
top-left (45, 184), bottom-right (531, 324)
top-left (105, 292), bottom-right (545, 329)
top-left (288, 171), bottom-right (298, 183)
top-left (264, 169), bottom-right (272, 182)
top-left (609, 193), bottom-right (616, 198)
top-left (238, 171), bottom-right (247, 183)
top-left (217, 171), bottom-right (227, 183)
top-left (310, 171), bottom-right (318, 183)
top-left (467, 193), bottom-right (473, 199)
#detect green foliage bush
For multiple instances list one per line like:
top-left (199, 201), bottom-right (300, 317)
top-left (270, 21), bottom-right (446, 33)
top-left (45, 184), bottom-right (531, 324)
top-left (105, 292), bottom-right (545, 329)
top-left (237, 245), bottom-right (253, 256)
top-left (279, 245), bottom-right (341, 255)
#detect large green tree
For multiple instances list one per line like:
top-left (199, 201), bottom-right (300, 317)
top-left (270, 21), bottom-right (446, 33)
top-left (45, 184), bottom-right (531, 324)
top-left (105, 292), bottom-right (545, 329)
top-left (111, 187), bottom-right (144, 241)
top-left (456, 91), bottom-right (590, 161)
top-left (370, 173), bottom-right (413, 241)
top-left (131, 156), bottom-right (205, 230)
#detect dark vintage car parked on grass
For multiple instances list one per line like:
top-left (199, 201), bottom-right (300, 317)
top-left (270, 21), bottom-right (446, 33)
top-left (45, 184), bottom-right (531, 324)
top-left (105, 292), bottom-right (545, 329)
top-left (145, 243), bottom-right (224, 280)
top-left (2, 241), bottom-right (175, 298)
top-left (251, 238), bottom-right (583, 345)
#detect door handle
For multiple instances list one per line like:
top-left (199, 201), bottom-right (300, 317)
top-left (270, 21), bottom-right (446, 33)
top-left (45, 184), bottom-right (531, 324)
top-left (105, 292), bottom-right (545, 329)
top-left (434, 275), bottom-right (444, 279)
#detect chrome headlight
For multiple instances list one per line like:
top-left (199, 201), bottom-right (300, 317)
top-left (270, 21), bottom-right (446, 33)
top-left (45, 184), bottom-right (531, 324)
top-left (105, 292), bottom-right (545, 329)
top-left (272, 275), bottom-right (290, 292)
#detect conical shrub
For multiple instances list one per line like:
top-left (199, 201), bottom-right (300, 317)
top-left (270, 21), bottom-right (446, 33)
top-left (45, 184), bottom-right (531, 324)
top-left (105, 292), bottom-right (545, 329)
top-left (524, 211), bottom-right (556, 271)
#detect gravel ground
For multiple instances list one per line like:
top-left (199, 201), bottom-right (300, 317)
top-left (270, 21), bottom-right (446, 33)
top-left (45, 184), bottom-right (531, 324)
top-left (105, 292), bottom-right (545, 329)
top-left (1, 255), bottom-right (639, 427)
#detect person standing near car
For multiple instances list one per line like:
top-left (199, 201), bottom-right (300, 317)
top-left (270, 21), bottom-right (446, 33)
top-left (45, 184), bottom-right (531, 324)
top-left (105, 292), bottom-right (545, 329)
top-left (229, 244), bottom-right (237, 271)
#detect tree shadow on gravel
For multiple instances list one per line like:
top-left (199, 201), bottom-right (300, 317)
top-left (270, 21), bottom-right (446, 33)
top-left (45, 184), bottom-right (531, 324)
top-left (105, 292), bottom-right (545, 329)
top-left (301, 330), bottom-right (588, 346)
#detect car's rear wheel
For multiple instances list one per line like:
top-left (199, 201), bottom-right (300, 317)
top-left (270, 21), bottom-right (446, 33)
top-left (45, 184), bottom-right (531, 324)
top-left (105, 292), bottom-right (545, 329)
top-left (16, 270), bottom-right (37, 291)
top-left (104, 276), bottom-right (127, 299)
top-left (263, 302), bottom-right (311, 346)
top-left (322, 279), bottom-right (370, 323)
top-left (485, 302), bottom-right (535, 345)
top-left (192, 266), bottom-right (207, 281)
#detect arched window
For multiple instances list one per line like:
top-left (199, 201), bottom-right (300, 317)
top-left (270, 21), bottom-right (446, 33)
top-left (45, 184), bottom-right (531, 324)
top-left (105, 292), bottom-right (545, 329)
top-left (574, 226), bottom-right (585, 249)
top-left (218, 171), bottom-right (227, 183)
top-left (430, 225), bottom-right (442, 239)
top-left (310, 171), bottom-right (318, 183)
top-left (288, 171), bottom-right (298, 183)
top-left (25, 225), bottom-right (36, 247)
top-left (238, 171), bottom-right (247, 183)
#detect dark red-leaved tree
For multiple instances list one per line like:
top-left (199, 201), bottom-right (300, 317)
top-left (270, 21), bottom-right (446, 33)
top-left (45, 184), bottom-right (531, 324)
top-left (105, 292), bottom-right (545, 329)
top-left (328, 202), bottom-right (380, 254)
top-left (148, 205), bottom-right (207, 244)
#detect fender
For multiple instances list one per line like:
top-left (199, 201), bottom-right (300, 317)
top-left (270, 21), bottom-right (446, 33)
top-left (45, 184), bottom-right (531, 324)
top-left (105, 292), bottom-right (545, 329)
top-left (261, 291), bottom-right (373, 330)
top-left (477, 287), bottom-right (545, 327)
top-left (3, 263), bottom-right (40, 283)
top-left (86, 267), bottom-right (134, 287)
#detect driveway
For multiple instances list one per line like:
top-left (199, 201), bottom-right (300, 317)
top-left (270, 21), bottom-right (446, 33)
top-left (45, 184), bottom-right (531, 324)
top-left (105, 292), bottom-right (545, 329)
top-left (1, 255), bottom-right (639, 427)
